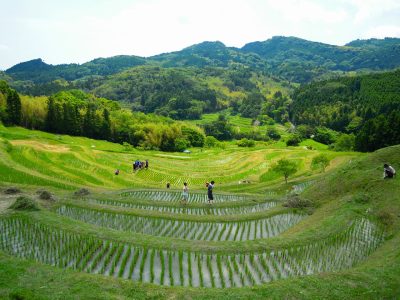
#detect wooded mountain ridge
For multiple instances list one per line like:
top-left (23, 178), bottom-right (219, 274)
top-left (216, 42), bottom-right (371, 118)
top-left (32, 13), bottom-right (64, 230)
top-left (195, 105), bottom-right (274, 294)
top-left (4, 36), bottom-right (400, 85)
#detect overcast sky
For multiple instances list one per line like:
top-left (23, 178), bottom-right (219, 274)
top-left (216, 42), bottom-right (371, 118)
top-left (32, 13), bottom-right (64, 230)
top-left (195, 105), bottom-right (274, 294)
top-left (1, 0), bottom-right (400, 70)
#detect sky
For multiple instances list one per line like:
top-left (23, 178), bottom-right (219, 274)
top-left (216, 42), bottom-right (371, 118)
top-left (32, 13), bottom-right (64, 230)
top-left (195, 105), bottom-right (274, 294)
top-left (1, 0), bottom-right (400, 70)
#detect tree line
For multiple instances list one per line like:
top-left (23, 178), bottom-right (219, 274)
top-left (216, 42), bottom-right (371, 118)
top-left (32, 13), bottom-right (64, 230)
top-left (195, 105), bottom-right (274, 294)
top-left (0, 81), bottom-right (205, 152)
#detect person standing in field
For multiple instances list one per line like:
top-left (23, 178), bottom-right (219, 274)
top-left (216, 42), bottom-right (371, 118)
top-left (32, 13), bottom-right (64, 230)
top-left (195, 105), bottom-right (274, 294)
top-left (207, 180), bottom-right (215, 204)
top-left (182, 182), bottom-right (189, 205)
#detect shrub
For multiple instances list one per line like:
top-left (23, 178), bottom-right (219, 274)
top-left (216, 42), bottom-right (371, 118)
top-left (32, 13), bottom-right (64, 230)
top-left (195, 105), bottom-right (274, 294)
top-left (283, 194), bottom-right (314, 208)
top-left (174, 138), bottom-right (189, 152)
top-left (313, 127), bottom-right (338, 145)
top-left (286, 134), bottom-right (302, 146)
top-left (204, 136), bottom-right (218, 148)
top-left (266, 127), bottom-right (281, 141)
top-left (9, 196), bottom-right (39, 211)
top-left (237, 138), bottom-right (255, 147)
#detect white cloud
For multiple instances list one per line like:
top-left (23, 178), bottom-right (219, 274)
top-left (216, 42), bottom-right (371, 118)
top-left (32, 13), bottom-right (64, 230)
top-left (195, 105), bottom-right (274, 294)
top-left (263, 0), bottom-right (349, 24)
top-left (0, 44), bottom-right (9, 51)
top-left (364, 25), bottom-right (400, 39)
top-left (347, 0), bottom-right (400, 24)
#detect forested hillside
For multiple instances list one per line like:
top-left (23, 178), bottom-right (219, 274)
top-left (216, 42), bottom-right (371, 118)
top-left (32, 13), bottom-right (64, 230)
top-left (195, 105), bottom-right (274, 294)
top-left (291, 69), bottom-right (400, 151)
top-left (3, 36), bottom-right (400, 88)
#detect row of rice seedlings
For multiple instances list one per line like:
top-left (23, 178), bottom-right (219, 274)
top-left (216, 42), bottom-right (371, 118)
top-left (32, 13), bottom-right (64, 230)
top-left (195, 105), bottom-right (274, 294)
top-left (57, 205), bottom-right (304, 241)
top-left (91, 198), bottom-right (277, 216)
top-left (0, 217), bottom-right (384, 288)
top-left (119, 191), bottom-right (247, 203)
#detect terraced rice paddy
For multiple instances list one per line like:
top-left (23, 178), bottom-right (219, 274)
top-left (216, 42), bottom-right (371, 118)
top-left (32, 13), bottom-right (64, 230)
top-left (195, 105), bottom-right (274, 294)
top-left (0, 217), bottom-right (384, 287)
top-left (0, 125), bottom-right (353, 193)
top-left (56, 205), bottom-right (304, 241)
top-left (0, 126), bottom-right (391, 295)
top-left (90, 198), bottom-right (277, 216)
top-left (118, 190), bottom-right (248, 203)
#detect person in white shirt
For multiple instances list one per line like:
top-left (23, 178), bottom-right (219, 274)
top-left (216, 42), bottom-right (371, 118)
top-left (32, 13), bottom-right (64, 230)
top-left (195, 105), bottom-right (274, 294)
top-left (182, 182), bottom-right (189, 205)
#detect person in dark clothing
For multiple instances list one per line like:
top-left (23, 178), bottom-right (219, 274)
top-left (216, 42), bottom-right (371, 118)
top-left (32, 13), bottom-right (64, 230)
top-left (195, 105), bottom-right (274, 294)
top-left (114, 169), bottom-right (120, 175)
top-left (383, 163), bottom-right (396, 179)
top-left (207, 180), bottom-right (215, 204)
top-left (145, 160), bottom-right (149, 169)
top-left (166, 182), bottom-right (170, 189)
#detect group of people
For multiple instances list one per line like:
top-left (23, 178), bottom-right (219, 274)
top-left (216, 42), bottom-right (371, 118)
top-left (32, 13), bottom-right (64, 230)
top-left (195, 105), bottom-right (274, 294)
top-left (178, 180), bottom-right (215, 205)
top-left (133, 159), bottom-right (148, 171)
top-left (114, 159), bottom-right (149, 175)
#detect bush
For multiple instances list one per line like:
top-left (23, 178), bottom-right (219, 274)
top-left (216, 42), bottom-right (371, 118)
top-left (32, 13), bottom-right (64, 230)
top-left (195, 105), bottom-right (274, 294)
top-left (266, 127), bottom-right (281, 141)
top-left (286, 134), bottom-right (302, 146)
top-left (313, 127), bottom-right (338, 145)
top-left (237, 138), bottom-right (255, 147)
top-left (9, 196), bottom-right (39, 211)
top-left (174, 138), bottom-right (189, 152)
top-left (204, 136), bottom-right (218, 148)
top-left (283, 194), bottom-right (314, 208)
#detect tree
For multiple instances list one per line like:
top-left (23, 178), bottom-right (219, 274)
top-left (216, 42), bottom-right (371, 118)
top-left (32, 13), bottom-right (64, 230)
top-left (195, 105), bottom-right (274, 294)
top-left (271, 159), bottom-right (298, 184)
top-left (311, 154), bottom-right (330, 172)
top-left (6, 90), bottom-right (22, 125)
top-left (203, 114), bottom-right (233, 140)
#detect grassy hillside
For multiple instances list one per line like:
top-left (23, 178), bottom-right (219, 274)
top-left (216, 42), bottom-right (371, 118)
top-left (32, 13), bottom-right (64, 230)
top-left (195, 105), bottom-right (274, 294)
top-left (0, 126), bottom-right (399, 299)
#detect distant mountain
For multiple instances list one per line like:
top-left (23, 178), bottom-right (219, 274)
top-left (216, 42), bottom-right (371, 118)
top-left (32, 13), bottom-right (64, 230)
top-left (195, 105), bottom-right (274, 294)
top-left (241, 36), bottom-right (400, 82)
top-left (6, 55), bottom-right (146, 83)
top-left (4, 36), bottom-right (400, 87)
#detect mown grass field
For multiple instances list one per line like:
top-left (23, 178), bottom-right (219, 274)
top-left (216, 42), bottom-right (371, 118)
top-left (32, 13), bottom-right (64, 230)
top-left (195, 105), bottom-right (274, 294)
top-left (0, 124), bottom-right (399, 299)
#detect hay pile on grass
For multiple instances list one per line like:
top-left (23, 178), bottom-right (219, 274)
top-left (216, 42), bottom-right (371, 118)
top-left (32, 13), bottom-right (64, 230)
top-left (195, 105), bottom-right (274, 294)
top-left (74, 188), bottom-right (90, 197)
top-left (9, 196), bottom-right (39, 211)
top-left (3, 187), bottom-right (22, 195)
